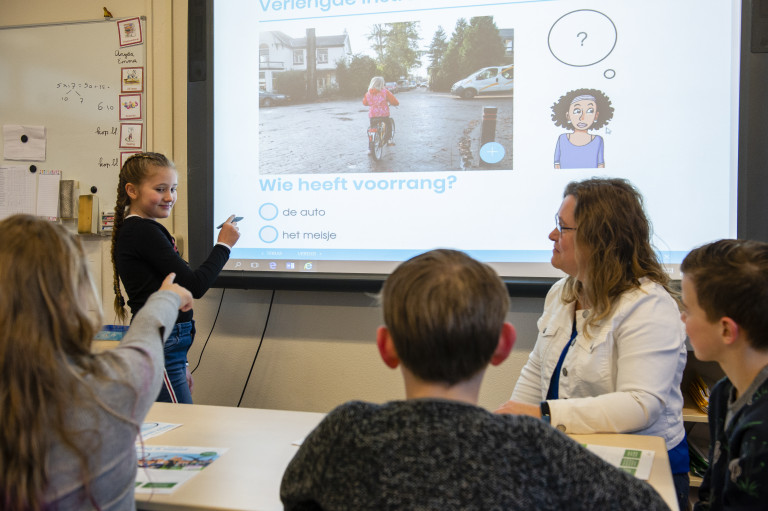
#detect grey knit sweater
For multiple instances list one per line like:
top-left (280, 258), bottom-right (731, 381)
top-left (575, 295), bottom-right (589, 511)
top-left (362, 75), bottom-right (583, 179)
top-left (281, 399), bottom-right (670, 510)
top-left (42, 291), bottom-right (180, 510)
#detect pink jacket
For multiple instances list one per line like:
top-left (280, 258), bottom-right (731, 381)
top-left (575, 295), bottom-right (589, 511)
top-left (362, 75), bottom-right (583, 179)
top-left (363, 88), bottom-right (399, 118)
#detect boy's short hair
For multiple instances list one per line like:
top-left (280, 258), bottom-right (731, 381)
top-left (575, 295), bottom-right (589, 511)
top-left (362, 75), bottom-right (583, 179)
top-left (380, 249), bottom-right (510, 385)
top-left (681, 239), bottom-right (768, 350)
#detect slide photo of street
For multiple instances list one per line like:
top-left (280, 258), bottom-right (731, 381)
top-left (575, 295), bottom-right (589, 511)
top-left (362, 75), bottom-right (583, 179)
top-left (258, 15), bottom-right (513, 174)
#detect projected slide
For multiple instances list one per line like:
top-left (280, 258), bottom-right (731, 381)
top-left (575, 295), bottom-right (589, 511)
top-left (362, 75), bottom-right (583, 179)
top-left (213, 0), bottom-right (739, 279)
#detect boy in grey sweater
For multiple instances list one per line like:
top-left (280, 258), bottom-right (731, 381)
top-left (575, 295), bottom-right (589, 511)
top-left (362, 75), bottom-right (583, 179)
top-left (280, 249), bottom-right (669, 511)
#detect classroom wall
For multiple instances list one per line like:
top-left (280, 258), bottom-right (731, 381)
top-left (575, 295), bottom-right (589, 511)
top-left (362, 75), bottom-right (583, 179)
top-left (2, 0), bottom-right (539, 413)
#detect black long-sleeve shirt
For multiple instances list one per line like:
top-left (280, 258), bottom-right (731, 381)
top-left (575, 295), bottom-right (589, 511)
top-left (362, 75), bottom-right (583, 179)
top-left (694, 365), bottom-right (768, 511)
top-left (115, 216), bottom-right (229, 323)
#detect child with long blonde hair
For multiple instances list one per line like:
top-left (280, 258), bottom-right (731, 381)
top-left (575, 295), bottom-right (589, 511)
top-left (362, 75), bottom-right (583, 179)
top-left (0, 214), bottom-right (192, 510)
top-left (363, 76), bottom-right (399, 148)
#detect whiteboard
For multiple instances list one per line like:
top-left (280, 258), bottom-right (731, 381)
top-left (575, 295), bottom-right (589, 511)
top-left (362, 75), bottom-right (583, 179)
top-left (0, 18), bottom-right (147, 218)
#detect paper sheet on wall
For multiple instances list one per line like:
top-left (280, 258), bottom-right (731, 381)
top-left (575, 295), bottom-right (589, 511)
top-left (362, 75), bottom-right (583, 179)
top-left (36, 170), bottom-right (61, 219)
top-left (3, 125), bottom-right (46, 161)
top-left (583, 444), bottom-right (655, 480)
top-left (0, 166), bottom-right (36, 220)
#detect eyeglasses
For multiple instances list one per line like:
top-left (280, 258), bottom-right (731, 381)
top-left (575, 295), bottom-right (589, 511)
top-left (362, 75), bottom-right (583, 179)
top-left (555, 214), bottom-right (577, 234)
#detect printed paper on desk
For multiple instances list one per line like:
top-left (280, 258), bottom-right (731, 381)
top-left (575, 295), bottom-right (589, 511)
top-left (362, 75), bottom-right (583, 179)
top-left (138, 421), bottom-right (181, 441)
top-left (135, 445), bottom-right (228, 494)
top-left (3, 125), bottom-right (46, 161)
top-left (584, 444), bottom-right (655, 480)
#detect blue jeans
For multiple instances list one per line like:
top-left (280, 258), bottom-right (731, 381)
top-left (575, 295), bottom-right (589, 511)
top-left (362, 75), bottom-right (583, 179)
top-left (669, 435), bottom-right (691, 511)
top-left (156, 321), bottom-right (195, 404)
top-left (673, 472), bottom-right (691, 511)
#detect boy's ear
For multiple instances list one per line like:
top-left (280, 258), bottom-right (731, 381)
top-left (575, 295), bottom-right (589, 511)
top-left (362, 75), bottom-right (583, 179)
top-left (490, 322), bottom-right (516, 366)
top-left (125, 182), bottom-right (138, 200)
top-left (720, 317), bottom-right (740, 346)
top-left (376, 326), bottom-right (400, 369)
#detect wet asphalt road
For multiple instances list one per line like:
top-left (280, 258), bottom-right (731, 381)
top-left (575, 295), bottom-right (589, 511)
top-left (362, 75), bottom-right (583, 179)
top-left (258, 87), bottom-right (513, 174)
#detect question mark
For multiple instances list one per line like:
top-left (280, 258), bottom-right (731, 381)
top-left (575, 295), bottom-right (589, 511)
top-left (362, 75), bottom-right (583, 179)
top-left (447, 175), bottom-right (457, 189)
top-left (577, 32), bottom-right (587, 46)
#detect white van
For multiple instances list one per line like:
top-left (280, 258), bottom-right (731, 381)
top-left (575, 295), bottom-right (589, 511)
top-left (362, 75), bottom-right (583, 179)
top-left (450, 65), bottom-right (514, 98)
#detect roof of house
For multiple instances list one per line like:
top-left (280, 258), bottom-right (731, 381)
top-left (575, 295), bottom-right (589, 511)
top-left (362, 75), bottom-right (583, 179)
top-left (267, 31), bottom-right (348, 49)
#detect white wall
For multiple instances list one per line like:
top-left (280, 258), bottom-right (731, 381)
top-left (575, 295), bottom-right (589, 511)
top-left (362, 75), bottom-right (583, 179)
top-left (2, 0), bottom-right (540, 413)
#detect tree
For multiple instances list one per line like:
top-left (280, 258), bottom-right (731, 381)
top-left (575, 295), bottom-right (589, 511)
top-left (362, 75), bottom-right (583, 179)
top-left (335, 54), bottom-right (379, 97)
top-left (367, 24), bottom-right (387, 64)
top-left (427, 26), bottom-right (448, 68)
top-left (426, 26), bottom-right (448, 89)
top-left (432, 18), bottom-right (468, 92)
top-left (460, 17), bottom-right (504, 73)
top-left (382, 22), bottom-right (421, 80)
top-left (430, 17), bottom-right (505, 92)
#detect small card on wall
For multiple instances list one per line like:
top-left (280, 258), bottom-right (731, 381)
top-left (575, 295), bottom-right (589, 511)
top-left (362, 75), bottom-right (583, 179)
top-left (121, 67), bottom-right (144, 92)
top-left (117, 17), bottom-right (143, 47)
top-left (119, 123), bottom-right (143, 149)
top-left (119, 94), bottom-right (142, 120)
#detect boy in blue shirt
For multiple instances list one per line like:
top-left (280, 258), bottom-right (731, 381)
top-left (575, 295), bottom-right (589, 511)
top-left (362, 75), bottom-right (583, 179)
top-left (681, 239), bottom-right (768, 510)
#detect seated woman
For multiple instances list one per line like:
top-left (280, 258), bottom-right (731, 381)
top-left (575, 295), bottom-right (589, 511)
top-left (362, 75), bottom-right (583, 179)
top-left (496, 177), bottom-right (689, 510)
top-left (0, 214), bottom-right (192, 510)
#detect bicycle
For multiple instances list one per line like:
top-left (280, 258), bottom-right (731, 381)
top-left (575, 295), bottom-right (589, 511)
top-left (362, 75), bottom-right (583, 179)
top-left (367, 117), bottom-right (395, 161)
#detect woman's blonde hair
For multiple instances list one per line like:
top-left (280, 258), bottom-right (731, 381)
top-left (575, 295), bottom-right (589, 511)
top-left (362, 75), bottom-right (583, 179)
top-left (369, 76), bottom-right (385, 91)
top-left (0, 215), bottom-right (103, 510)
top-left (561, 178), bottom-right (673, 333)
top-left (111, 152), bottom-right (175, 322)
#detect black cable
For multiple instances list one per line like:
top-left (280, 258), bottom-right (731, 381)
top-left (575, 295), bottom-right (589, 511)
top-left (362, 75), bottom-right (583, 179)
top-left (237, 289), bottom-right (276, 407)
top-left (190, 288), bottom-right (226, 374)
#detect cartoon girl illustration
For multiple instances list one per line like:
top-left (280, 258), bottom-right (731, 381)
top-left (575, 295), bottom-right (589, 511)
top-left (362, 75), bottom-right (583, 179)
top-left (551, 88), bottom-right (614, 169)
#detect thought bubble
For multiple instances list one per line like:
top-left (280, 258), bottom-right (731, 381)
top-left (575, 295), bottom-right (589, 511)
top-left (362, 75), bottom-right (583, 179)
top-left (548, 10), bottom-right (617, 67)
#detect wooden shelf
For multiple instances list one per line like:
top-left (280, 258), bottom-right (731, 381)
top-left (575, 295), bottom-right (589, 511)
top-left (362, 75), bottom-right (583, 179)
top-left (683, 358), bottom-right (722, 502)
top-left (682, 403), bottom-right (708, 423)
top-left (681, 358), bottom-right (715, 423)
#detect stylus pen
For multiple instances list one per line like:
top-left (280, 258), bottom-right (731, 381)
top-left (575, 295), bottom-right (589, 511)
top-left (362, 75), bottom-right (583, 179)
top-left (217, 216), bottom-right (243, 229)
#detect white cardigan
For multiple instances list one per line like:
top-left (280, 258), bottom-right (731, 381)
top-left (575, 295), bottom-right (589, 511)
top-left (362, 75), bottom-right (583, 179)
top-left (511, 277), bottom-right (687, 449)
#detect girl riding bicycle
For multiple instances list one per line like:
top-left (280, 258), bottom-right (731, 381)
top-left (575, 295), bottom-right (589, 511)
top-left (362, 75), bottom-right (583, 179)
top-left (363, 76), bottom-right (399, 147)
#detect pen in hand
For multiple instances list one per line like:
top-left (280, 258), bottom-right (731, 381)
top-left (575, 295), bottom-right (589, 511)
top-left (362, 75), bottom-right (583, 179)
top-left (217, 216), bottom-right (243, 229)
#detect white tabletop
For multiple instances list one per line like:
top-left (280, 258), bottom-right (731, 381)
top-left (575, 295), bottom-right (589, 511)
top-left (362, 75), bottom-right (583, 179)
top-left (570, 433), bottom-right (679, 511)
top-left (137, 403), bottom-right (678, 511)
top-left (136, 403), bottom-right (324, 511)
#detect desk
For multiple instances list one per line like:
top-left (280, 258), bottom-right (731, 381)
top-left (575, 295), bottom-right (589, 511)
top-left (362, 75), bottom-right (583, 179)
top-left (136, 403), bottom-right (324, 511)
top-left (137, 404), bottom-right (678, 511)
top-left (570, 433), bottom-right (679, 511)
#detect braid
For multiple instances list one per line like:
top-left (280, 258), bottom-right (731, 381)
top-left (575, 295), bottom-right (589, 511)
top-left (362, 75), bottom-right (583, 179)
top-left (111, 183), bottom-right (128, 322)
top-left (111, 152), bottom-right (174, 322)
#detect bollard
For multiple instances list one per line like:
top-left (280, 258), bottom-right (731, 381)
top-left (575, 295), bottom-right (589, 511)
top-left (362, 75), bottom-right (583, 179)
top-left (481, 106), bottom-right (497, 146)
top-left (479, 106), bottom-right (501, 167)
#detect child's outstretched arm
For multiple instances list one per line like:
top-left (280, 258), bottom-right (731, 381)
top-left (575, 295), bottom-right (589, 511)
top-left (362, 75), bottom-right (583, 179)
top-left (159, 273), bottom-right (194, 312)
